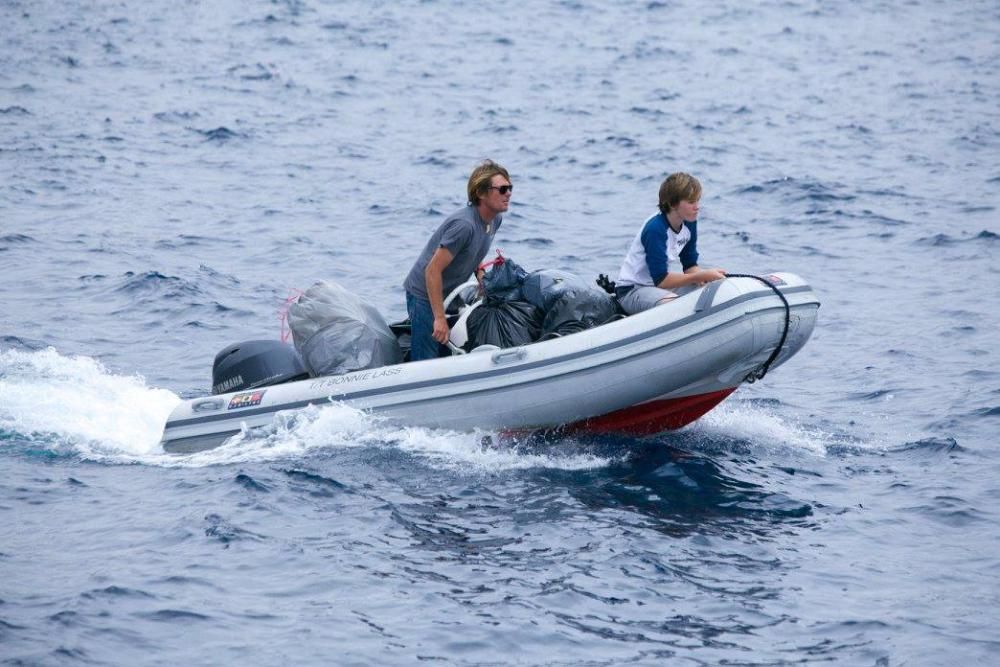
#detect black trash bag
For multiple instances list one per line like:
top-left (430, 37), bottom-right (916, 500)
top-left (540, 288), bottom-right (619, 339)
top-left (465, 299), bottom-right (543, 349)
top-left (481, 258), bottom-right (528, 303)
top-left (449, 283), bottom-right (481, 314)
top-left (522, 269), bottom-right (594, 311)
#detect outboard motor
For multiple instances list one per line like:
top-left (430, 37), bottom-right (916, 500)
top-left (211, 340), bottom-right (308, 395)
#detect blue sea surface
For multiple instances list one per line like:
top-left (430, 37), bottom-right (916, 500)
top-left (2, 0), bottom-right (999, 664)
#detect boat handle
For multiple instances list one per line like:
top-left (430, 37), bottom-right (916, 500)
top-left (491, 348), bottom-right (526, 365)
top-left (193, 398), bottom-right (226, 412)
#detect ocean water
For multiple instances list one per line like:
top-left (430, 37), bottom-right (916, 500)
top-left (2, 0), bottom-right (999, 664)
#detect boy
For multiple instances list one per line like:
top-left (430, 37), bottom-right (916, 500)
top-left (615, 172), bottom-right (726, 315)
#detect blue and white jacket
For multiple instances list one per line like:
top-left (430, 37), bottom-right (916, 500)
top-left (617, 212), bottom-right (699, 288)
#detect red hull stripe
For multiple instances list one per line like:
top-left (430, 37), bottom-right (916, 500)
top-left (567, 387), bottom-right (737, 436)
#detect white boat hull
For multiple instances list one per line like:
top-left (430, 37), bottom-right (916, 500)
top-left (160, 273), bottom-right (820, 453)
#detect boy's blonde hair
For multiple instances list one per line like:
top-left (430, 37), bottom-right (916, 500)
top-left (658, 172), bottom-right (702, 215)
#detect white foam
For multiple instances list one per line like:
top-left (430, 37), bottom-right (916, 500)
top-left (690, 397), bottom-right (833, 455)
top-left (0, 348), bottom-right (615, 471)
top-left (169, 404), bottom-right (616, 471)
top-left (389, 426), bottom-right (615, 472)
top-left (0, 347), bottom-right (181, 459)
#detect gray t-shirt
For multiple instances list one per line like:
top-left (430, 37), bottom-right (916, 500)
top-left (403, 205), bottom-right (501, 301)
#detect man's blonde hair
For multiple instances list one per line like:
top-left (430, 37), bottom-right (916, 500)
top-left (467, 159), bottom-right (511, 205)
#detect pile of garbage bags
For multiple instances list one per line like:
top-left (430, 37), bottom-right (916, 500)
top-left (286, 259), bottom-right (621, 377)
top-left (465, 258), bottom-right (621, 349)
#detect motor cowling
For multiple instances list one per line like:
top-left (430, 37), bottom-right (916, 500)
top-left (211, 340), bottom-right (308, 395)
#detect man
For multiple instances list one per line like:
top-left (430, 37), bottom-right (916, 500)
top-left (615, 172), bottom-right (726, 315)
top-left (403, 160), bottom-right (512, 360)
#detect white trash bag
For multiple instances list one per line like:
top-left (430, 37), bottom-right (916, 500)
top-left (288, 280), bottom-right (402, 377)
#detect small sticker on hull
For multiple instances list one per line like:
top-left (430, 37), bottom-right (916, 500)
top-left (229, 390), bottom-right (266, 410)
top-left (764, 274), bottom-right (787, 286)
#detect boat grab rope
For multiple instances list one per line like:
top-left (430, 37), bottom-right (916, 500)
top-left (725, 273), bottom-right (791, 383)
top-left (593, 271), bottom-right (790, 381)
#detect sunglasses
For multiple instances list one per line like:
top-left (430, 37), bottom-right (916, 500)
top-left (489, 185), bottom-right (513, 195)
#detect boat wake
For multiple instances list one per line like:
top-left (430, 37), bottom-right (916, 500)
top-left (1, 347), bottom-right (858, 469)
top-left (692, 397), bottom-right (835, 455)
top-left (0, 347), bottom-right (179, 460)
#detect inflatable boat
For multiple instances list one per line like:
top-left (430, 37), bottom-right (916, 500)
top-left (160, 273), bottom-right (819, 453)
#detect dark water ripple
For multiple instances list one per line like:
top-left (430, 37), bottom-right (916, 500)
top-left (81, 585), bottom-right (156, 601)
top-left (2, 0), bottom-right (1000, 664)
top-left (204, 513), bottom-right (267, 545)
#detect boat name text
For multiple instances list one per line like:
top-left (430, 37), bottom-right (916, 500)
top-left (309, 366), bottom-right (402, 390)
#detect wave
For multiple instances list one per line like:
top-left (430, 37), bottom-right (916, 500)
top-left (112, 270), bottom-right (204, 297)
top-left (226, 63), bottom-right (280, 81)
top-left (687, 398), bottom-right (836, 456)
top-left (0, 335), bottom-right (48, 351)
top-left (193, 126), bottom-right (248, 142)
top-left (0, 233), bottom-right (37, 246)
top-left (890, 437), bottom-right (964, 455)
top-left (915, 230), bottom-right (998, 247)
top-left (152, 110), bottom-right (200, 123)
top-left (737, 177), bottom-right (856, 204)
top-left (0, 347), bottom-right (179, 459)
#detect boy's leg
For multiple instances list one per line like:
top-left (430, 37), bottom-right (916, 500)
top-left (619, 286), bottom-right (678, 315)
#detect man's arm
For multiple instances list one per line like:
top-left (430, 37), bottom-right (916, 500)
top-left (425, 246), bottom-right (455, 344)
